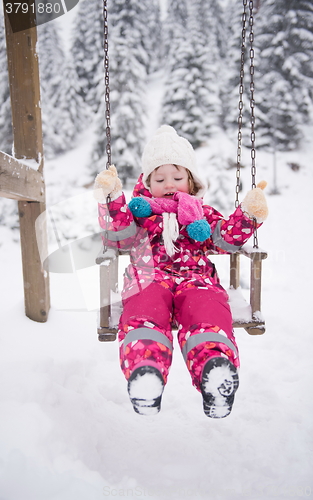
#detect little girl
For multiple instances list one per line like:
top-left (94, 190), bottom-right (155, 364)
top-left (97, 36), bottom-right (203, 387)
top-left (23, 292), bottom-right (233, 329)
top-left (94, 125), bottom-right (268, 418)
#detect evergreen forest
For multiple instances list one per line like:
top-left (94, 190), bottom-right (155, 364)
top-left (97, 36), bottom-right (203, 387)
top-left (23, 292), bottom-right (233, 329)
top-left (1, 0), bottom-right (313, 180)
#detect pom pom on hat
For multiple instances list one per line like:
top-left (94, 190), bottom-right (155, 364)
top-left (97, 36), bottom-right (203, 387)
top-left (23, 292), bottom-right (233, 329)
top-left (154, 125), bottom-right (176, 135)
top-left (141, 125), bottom-right (207, 198)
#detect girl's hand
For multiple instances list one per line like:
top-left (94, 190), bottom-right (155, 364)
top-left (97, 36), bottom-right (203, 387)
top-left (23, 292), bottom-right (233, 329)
top-left (241, 181), bottom-right (268, 223)
top-left (94, 165), bottom-right (123, 202)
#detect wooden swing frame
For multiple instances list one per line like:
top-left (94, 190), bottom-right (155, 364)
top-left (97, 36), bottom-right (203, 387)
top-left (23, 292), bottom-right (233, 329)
top-left (0, 2), bottom-right (50, 322)
top-left (96, 0), bottom-right (267, 342)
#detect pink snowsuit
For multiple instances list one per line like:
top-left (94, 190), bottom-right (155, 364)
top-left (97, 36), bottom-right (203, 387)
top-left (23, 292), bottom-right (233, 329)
top-left (98, 175), bottom-right (259, 392)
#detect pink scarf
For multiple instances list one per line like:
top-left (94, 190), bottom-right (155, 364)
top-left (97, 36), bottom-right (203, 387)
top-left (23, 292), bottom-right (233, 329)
top-left (142, 192), bottom-right (204, 256)
top-left (145, 191), bottom-right (203, 224)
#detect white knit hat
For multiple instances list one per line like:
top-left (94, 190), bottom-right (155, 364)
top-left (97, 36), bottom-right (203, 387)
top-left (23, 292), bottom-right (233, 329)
top-left (141, 125), bottom-right (207, 198)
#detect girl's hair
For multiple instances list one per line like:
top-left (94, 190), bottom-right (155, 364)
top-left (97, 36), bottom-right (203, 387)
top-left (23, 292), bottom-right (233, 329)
top-left (146, 165), bottom-right (201, 196)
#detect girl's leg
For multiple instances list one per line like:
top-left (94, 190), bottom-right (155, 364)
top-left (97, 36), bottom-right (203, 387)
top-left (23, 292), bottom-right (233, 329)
top-left (174, 286), bottom-right (239, 417)
top-left (119, 282), bottom-right (174, 415)
top-left (118, 282), bottom-right (173, 384)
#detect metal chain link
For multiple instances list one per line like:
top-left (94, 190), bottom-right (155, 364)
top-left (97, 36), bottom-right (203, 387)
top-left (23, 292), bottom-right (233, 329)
top-left (235, 0), bottom-right (247, 208)
top-left (249, 0), bottom-right (256, 190)
top-left (103, 0), bottom-right (111, 168)
top-left (103, 0), bottom-right (111, 171)
top-left (103, 0), bottom-right (111, 251)
top-left (248, 0), bottom-right (258, 248)
top-left (236, 0), bottom-right (258, 247)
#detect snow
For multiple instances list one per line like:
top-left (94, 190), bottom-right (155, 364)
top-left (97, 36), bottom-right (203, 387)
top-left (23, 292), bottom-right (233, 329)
top-left (227, 287), bottom-right (254, 323)
top-left (54, 3), bottom-right (79, 52)
top-left (8, 156), bottom-right (42, 171)
top-left (128, 372), bottom-right (163, 403)
top-left (1, 31), bottom-right (313, 500)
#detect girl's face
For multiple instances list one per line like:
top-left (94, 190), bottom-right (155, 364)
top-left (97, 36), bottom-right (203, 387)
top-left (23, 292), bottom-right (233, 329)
top-left (149, 164), bottom-right (190, 198)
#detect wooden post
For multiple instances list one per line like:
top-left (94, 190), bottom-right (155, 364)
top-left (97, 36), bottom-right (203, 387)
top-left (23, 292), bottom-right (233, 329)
top-left (98, 257), bottom-right (118, 341)
top-left (3, 3), bottom-right (50, 322)
top-left (250, 253), bottom-right (262, 317)
top-left (230, 253), bottom-right (240, 289)
top-left (3, 2), bottom-right (43, 165)
top-left (99, 263), bottom-right (111, 328)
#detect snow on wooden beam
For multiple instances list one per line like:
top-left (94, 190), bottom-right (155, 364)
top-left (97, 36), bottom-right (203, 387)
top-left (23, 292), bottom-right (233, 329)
top-left (0, 151), bottom-right (45, 202)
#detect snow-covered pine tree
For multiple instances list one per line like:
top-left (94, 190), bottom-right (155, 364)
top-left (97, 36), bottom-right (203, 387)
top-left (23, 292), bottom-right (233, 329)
top-left (38, 21), bottom-right (65, 102)
top-left (197, 0), bottom-right (226, 61)
top-left (142, 0), bottom-right (162, 75)
top-left (50, 56), bottom-right (90, 150)
top-left (109, 0), bottom-right (161, 77)
top-left (37, 21), bottom-right (67, 158)
top-left (162, 0), bottom-right (188, 58)
top-left (255, 0), bottom-right (313, 150)
top-left (220, 0), bottom-right (244, 132)
top-left (71, 0), bottom-right (104, 113)
top-left (38, 20), bottom-right (88, 158)
top-left (90, 0), bottom-right (148, 181)
top-left (162, 0), bottom-right (222, 147)
top-left (0, 12), bottom-right (13, 155)
top-left (207, 161), bottom-right (235, 214)
top-left (190, 0), bottom-right (223, 133)
top-left (162, 0), bottom-right (198, 145)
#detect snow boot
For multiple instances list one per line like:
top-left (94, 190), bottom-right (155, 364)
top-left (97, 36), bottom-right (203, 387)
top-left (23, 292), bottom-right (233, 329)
top-left (127, 365), bottom-right (165, 416)
top-left (200, 357), bottom-right (239, 419)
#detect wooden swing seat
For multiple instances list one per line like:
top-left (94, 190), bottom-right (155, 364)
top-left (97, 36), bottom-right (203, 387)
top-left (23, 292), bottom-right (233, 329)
top-left (96, 246), bottom-right (267, 342)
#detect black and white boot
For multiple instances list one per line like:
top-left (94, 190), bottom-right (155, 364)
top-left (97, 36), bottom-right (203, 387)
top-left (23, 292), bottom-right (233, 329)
top-left (127, 365), bottom-right (165, 416)
top-left (200, 357), bottom-right (239, 419)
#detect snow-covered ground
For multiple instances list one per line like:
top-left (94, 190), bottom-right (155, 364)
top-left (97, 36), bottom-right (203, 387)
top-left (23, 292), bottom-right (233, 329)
top-left (1, 122), bottom-right (313, 499)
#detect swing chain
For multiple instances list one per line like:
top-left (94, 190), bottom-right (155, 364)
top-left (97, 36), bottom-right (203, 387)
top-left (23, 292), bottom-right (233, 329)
top-left (236, 0), bottom-right (258, 248)
top-left (103, 0), bottom-right (111, 170)
top-left (249, 0), bottom-right (256, 190)
top-left (248, 0), bottom-right (258, 248)
top-left (103, 0), bottom-right (111, 252)
top-left (235, 0), bottom-right (247, 209)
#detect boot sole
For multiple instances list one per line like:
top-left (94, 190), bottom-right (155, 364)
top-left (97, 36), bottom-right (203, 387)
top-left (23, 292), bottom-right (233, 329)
top-left (200, 357), bottom-right (239, 418)
top-left (127, 365), bottom-right (165, 416)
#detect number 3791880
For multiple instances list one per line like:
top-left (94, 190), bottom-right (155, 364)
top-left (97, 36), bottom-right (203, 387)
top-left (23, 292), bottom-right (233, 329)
top-left (5, 3), bottom-right (62, 14)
